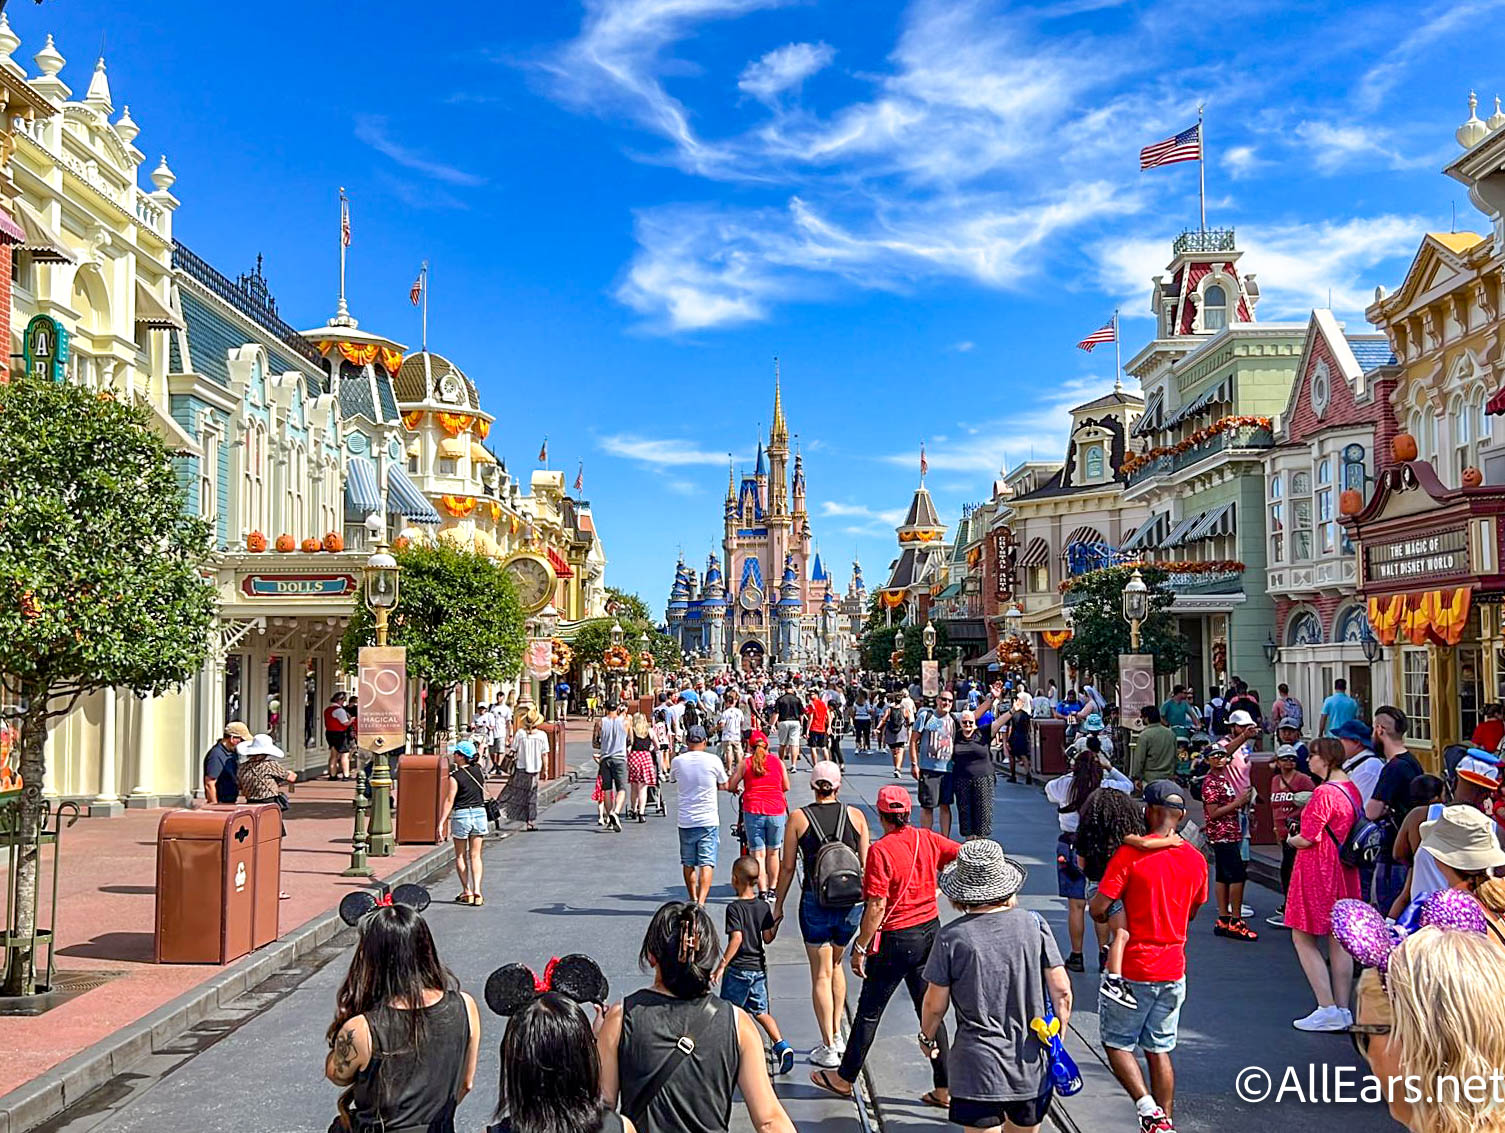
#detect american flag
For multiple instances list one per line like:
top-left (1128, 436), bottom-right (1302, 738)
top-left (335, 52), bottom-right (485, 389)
top-left (1140, 123), bottom-right (1202, 170)
top-left (574, 463), bottom-right (584, 493)
top-left (538, 436), bottom-right (548, 464)
top-left (340, 191), bottom-right (351, 247)
top-left (1076, 317), bottom-right (1117, 352)
top-left (920, 443), bottom-right (928, 479)
top-left (409, 267), bottom-right (424, 306)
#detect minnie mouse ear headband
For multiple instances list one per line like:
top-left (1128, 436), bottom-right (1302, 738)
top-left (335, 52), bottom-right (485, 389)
top-left (1330, 888), bottom-right (1489, 985)
top-left (485, 954), bottom-right (609, 1016)
top-left (339, 882), bottom-right (432, 927)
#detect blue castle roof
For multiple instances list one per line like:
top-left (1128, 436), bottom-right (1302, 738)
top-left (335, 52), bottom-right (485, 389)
top-left (755, 441), bottom-right (767, 477)
top-left (811, 552), bottom-right (827, 582)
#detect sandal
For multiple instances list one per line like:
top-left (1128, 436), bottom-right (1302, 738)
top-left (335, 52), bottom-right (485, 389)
top-left (471, 895), bottom-right (485, 907)
top-left (919, 1091), bottom-right (948, 1109)
top-left (455, 893), bottom-right (474, 904)
top-left (809, 1069), bottom-right (853, 1100)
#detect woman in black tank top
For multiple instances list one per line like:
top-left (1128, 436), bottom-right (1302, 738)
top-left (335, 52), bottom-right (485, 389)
top-left (598, 902), bottom-right (795, 1133)
top-left (324, 906), bottom-right (480, 1133)
top-left (797, 800), bottom-right (864, 890)
top-left (489, 992), bottom-right (630, 1133)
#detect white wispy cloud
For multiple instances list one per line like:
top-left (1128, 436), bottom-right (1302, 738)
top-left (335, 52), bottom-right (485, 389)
top-left (821, 501), bottom-right (907, 525)
top-left (1293, 120), bottom-right (1431, 175)
top-left (952, 340), bottom-right (976, 352)
top-left (1224, 144), bottom-right (1264, 180)
top-left (354, 115), bottom-right (486, 186)
top-left (739, 42), bottom-right (834, 102)
top-left (600, 433), bottom-right (746, 466)
top-left (1357, 0), bottom-right (1505, 109)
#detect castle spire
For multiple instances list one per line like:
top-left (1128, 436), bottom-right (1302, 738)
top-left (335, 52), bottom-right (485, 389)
top-left (726, 457), bottom-right (735, 502)
top-left (770, 357), bottom-right (788, 448)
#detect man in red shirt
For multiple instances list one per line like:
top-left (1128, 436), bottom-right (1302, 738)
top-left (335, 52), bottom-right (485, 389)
top-left (810, 784), bottom-right (958, 1105)
top-left (805, 690), bottom-right (831, 763)
top-left (1089, 780), bottom-right (1206, 1133)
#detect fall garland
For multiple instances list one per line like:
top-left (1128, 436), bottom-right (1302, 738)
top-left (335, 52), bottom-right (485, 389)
top-left (551, 639), bottom-right (574, 670)
top-left (1060, 560), bottom-right (1246, 593)
top-left (1042, 629), bottom-right (1072, 649)
top-left (1120, 415), bottom-right (1273, 476)
top-left (603, 644), bottom-right (632, 671)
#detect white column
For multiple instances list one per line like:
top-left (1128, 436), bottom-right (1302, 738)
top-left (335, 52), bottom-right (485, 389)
top-left (94, 689), bottom-right (120, 806)
top-left (128, 694), bottom-right (157, 805)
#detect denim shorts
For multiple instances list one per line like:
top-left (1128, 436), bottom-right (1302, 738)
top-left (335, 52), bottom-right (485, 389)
top-left (1056, 835), bottom-right (1086, 900)
top-left (1099, 977), bottom-right (1186, 1054)
top-left (450, 806), bottom-right (488, 839)
top-left (798, 889), bottom-right (862, 947)
top-left (720, 967), bottom-right (769, 1015)
top-left (678, 824), bottom-right (719, 868)
top-left (743, 811), bottom-right (787, 850)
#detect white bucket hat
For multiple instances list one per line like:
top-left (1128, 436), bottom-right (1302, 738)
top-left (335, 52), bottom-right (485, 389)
top-left (1420, 805), bottom-right (1505, 873)
top-left (239, 733), bottom-right (284, 759)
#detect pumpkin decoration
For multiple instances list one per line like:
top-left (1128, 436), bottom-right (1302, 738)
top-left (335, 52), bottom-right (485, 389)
top-left (301, 537), bottom-right (321, 553)
top-left (322, 532), bottom-right (344, 553)
top-left (246, 531), bottom-right (267, 553)
top-left (1392, 432), bottom-right (1418, 463)
top-left (275, 533), bottom-right (296, 553)
top-left (393, 535), bottom-right (411, 552)
top-left (1339, 488), bottom-right (1363, 516)
top-left (1463, 466), bottom-right (1484, 488)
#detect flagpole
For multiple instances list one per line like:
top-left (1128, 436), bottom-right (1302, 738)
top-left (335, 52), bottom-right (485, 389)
top-left (420, 260), bottom-right (429, 353)
top-left (337, 188), bottom-right (348, 319)
top-left (1198, 105), bottom-right (1206, 233)
top-left (1114, 309), bottom-right (1122, 389)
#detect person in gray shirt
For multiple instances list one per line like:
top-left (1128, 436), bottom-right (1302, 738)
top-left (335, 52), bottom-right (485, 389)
top-left (596, 701), bottom-right (630, 832)
top-left (919, 840), bottom-right (1073, 1131)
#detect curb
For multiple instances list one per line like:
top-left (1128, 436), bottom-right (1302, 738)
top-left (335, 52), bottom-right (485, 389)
top-left (0, 767), bottom-right (585, 1133)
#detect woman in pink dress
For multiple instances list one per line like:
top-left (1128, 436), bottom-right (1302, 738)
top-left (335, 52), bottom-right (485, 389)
top-left (1284, 737), bottom-right (1362, 1032)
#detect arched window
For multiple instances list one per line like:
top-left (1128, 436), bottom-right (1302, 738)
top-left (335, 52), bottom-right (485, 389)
top-left (1290, 470), bottom-right (1313, 560)
top-left (1084, 443), bottom-right (1105, 480)
top-left (1287, 610), bottom-right (1323, 646)
top-left (1203, 284), bottom-right (1228, 331)
top-left (200, 429), bottom-right (218, 526)
top-left (290, 444), bottom-right (307, 538)
top-left (1335, 605), bottom-right (1370, 643)
top-left (246, 422), bottom-right (268, 535)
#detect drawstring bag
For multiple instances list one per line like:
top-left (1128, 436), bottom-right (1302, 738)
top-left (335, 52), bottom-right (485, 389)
top-left (1030, 999), bottom-right (1083, 1097)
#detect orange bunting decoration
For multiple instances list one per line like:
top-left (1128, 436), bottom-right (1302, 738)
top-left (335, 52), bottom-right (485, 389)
top-left (476, 419), bottom-right (491, 440)
top-left (379, 347), bottom-right (403, 376)
top-left (442, 495), bottom-right (476, 517)
top-left (336, 341), bottom-right (379, 367)
top-left (1367, 588), bottom-right (1472, 647)
top-left (1367, 594), bottom-right (1406, 645)
top-left (489, 502), bottom-right (502, 523)
top-left (1042, 629), bottom-right (1072, 650)
top-left (879, 591), bottom-right (907, 609)
top-left (437, 412), bottom-right (474, 436)
top-left (1431, 587), bottom-right (1471, 646)
top-left (402, 410), bottom-right (425, 430)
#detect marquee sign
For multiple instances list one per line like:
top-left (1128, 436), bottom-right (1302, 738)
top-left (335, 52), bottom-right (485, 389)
top-left (995, 528), bottom-right (1018, 601)
top-left (1363, 528), bottom-right (1470, 586)
top-left (240, 573), bottom-right (359, 598)
top-left (23, 314), bottom-right (68, 383)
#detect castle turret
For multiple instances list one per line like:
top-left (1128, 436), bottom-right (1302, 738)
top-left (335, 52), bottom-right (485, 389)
top-left (777, 552), bottom-right (802, 663)
top-left (767, 364), bottom-right (789, 519)
top-left (703, 553), bottom-right (727, 667)
top-left (792, 444), bottom-right (806, 520)
top-left (665, 558), bottom-right (691, 648)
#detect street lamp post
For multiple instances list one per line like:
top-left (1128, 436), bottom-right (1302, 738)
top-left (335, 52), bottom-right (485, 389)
top-left (362, 513), bottom-right (400, 857)
top-left (922, 620), bottom-right (937, 661)
top-left (893, 625), bottom-right (906, 678)
top-left (1359, 622), bottom-right (1380, 664)
top-left (610, 620), bottom-right (624, 702)
top-left (1121, 568), bottom-right (1148, 653)
top-left (539, 603), bottom-right (560, 720)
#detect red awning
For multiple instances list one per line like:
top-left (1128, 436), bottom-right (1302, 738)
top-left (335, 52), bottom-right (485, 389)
top-left (0, 208), bottom-right (26, 246)
top-left (547, 547), bottom-right (573, 578)
top-left (1487, 386), bottom-right (1505, 416)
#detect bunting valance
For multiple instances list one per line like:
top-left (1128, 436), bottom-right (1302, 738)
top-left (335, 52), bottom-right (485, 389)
top-left (1367, 588), bottom-right (1472, 647)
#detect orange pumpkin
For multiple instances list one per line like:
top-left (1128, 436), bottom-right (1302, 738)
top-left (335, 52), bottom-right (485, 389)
top-left (1339, 488), bottom-right (1363, 516)
top-left (322, 532), bottom-right (344, 553)
top-left (1392, 433), bottom-right (1418, 463)
top-left (301, 537), bottom-right (321, 553)
top-left (246, 531), bottom-right (267, 553)
top-left (393, 535), bottom-right (411, 551)
top-left (275, 533), bottom-right (296, 553)
top-left (1463, 466), bottom-right (1484, 488)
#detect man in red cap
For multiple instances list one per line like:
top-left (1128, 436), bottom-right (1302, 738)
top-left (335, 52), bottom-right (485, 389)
top-left (810, 782), bottom-right (959, 1105)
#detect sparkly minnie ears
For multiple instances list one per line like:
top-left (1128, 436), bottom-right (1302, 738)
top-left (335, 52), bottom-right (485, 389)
top-left (484, 954), bottom-right (609, 1016)
top-left (1330, 888), bottom-right (1488, 984)
top-left (338, 883), bottom-right (432, 926)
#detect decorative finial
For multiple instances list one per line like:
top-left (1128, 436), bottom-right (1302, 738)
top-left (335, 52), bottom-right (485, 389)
top-left (0, 15), bottom-right (21, 64)
top-left (84, 54), bottom-right (110, 110)
top-left (1458, 90), bottom-right (1488, 149)
top-left (115, 104), bottom-right (139, 145)
top-left (1488, 96), bottom-right (1505, 134)
top-left (34, 34), bottom-right (63, 78)
top-left (150, 154), bottom-right (175, 192)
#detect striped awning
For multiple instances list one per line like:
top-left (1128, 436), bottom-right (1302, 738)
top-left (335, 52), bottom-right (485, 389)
top-left (14, 198), bottom-right (74, 263)
top-left (547, 546), bottom-right (574, 579)
top-left (1166, 379), bottom-right (1230, 428)
top-left (1131, 389), bottom-right (1164, 437)
top-left (135, 282), bottom-right (185, 330)
top-left (1018, 537), bottom-right (1050, 569)
top-left (1160, 512), bottom-right (1204, 549)
top-left (1186, 501), bottom-right (1236, 542)
top-left (344, 456), bottom-right (382, 515)
top-left (387, 465), bottom-right (441, 524)
top-left (1121, 513), bottom-right (1167, 553)
top-left (1063, 525), bottom-right (1105, 548)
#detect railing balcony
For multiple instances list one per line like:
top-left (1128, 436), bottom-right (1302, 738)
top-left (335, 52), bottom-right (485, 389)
top-left (1164, 569), bottom-right (1245, 596)
top-left (1173, 227), bottom-right (1236, 254)
top-left (1126, 454), bottom-right (1171, 487)
top-left (1171, 425), bottom-right (1273, 472)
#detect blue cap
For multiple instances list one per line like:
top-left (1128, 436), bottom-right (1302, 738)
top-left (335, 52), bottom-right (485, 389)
top-left (1143, 779), bottom-right (1188, 811)
top-left (1331, 720), bottom-right (1373, 746)
top-left (1467, 747), bottom-right (1502, 764)
top-left (452, 740), bottom-right (478, 760)
top-left (1083, 713), bottom-right (1105, 732)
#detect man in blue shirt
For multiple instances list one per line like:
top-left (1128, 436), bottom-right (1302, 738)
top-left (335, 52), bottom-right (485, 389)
top-left (202, 721), bottom-right (250, 804)
top-left (1319, 678), bottom-right (1360, 737)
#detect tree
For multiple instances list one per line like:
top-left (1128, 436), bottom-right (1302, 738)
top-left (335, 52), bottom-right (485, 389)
top-left (0, 379), bottom-right (216, 996)
top-left (341, 543), bottom-right (525, 753)
top-left (646, 630), bottom-right (682, 673)
top-left (604, 587), bottom-right (651, 624)
top-left (857, 596), bottom-right (958, 675)
top-left (1059, 565), bottom-right (1186, 685)
top-left (571, 616), bottom-right (681, 675)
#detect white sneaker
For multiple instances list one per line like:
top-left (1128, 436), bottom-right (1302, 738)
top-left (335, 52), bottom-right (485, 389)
top-left (810, 1043), bottom-right (841, 1068)
top-left (1240, 903), bottom-right (1255, 919)
top-left (833, 1034), bottom-right (847, 1056)
top-left (1335, 1007), bottom-right (1354, 1029)
top-left (1293, 1005), bottom-right (1349, 1032)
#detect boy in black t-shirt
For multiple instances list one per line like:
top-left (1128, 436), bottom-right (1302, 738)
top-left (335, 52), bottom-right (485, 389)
top-left (711, 856), bottom-right (794, 1074)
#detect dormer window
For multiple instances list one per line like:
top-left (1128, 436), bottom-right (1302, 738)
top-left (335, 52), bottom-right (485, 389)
top-left (1203, 284), bottom-right (1228, 331)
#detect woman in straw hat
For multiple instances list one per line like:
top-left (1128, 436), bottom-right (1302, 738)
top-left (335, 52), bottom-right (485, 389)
top-left (501, 708), bottom-right (548, 832)
top-left (918, 839), bottom-right (1072, 1133)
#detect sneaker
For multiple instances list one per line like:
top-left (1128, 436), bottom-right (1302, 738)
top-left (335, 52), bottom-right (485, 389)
top-left (1212, 915), bottom-right (1232, 937)
top-left (809, 1043), bottom-right (841, 1068)
top-left (1240, 903), bottom-right (1255, 919)
top-left (1292, 1005), bottom-right (1349, 1032)
top-left (772, 1040), bottom-right (795, 1075)
top-left (1335, 1006), bottom-right (1354, 1029)
top-left (833, 1033), bottom-right (847, 1056)
top-left (1100, 973), bottom-right (1139, 1009)
top-left (1064, 951), bottom-right (1085, 972)
top-left (1266, 907), bottom-right (1288, 929)
top-left (1139, 1106), bottom-right (1176, 1133)
top-left (1225, 918), bottom-right (1259, 942)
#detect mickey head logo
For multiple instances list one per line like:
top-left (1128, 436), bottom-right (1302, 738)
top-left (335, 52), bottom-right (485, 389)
top-left (234, 825), bottom-right (249, 843)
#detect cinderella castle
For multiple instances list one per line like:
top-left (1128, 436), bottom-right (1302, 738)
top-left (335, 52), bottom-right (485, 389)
top-left (665, 376), bottom-right (867, 672)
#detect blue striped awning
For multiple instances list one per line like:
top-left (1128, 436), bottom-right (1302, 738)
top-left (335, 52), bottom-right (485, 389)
top-left (344, 456), bottom-right (382, 515)
top-left (386, 465), bottom-right (441, 525)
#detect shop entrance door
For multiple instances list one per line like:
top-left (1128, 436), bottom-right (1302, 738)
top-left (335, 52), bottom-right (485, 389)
top-left (1347, 664), bottom-right (1372, 721)
top-left (1179, 617), bottom-right (1205, 702)
top-left (1459, 646), bottom-right (1484, 742)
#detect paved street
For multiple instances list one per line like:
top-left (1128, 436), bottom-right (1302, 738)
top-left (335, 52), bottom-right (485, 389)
top-left (37, 738), bottom-right (1395, 1133)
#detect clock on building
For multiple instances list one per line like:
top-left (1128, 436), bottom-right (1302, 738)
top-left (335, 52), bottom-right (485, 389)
top-left (439, 373), bottom-right (463, 404)
top-left (740, 584), bottom-right (763, 611)
top-left (502, 552), bottom-right (556, 614)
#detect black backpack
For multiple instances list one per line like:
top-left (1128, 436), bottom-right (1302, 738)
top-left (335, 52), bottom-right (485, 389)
top-left (805, 805), bottom-right (863, 908)
top-left (1326, 777), bottom-right (1385, 869)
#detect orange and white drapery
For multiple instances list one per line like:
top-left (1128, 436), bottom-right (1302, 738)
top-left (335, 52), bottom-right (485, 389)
top-left (1366, 587), bottom-right (1472, 647)
top-left (402, 410), bottom-right (425, 430)
top-left (441, 495), bottom-right (476, 518)
top-left (879, 590), bottom-right (907, 609)
top-left (436, 412), bottom-right (475, 436)
top-left (1042, 629), bottom-right (1073, 650)
top-left (316, 341), bottom-right (403, 376)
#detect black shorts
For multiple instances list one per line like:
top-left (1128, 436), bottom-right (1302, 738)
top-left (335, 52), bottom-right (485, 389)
top-left (325, 729), bottom-right (351, 753)
top-left (809, 731), bottom-right (828, 749)
top-left (598, 756), bottom-right (628, 793)
top-left (1212, 841), bottom-right (1247, 884)
top-left (918, 770), bottom-right (955, 809)
top-left (950, 1082), bottom-right (1053, 1130)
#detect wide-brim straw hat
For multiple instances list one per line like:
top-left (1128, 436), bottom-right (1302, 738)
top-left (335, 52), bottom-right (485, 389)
top-left (939, 839), bottom-right (1028, 905)
top-left (521, 709), bottom-right (545, 730)
top-left (1420, 805), bottom-right (1505, 872)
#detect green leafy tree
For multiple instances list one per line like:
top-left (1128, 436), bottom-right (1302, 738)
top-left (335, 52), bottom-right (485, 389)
top-left (857, 596), bottom-right (958, 675)
top-left (341, 543), bottom-right (525, 753)
top-left (0, 379), bottom-right (216, 996)
top-left (1060, 566), bottom-right (1186, 684)
top-left (604, 587), bottom-right (651, 623)
top-left (570, 616), bottom-right (681, 673)
top-left (646, 630), bottom-right (682, 673)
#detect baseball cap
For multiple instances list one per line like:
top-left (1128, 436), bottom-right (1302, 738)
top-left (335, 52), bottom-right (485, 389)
top-left (1275, 744), bottom-right (1300, 760)
top-left (685, 724), bottom-right (708, 743)
top-left (223, 721), bottom-right (252, 742)
top-left (1228, 709), bottom-right (1256, 727)
top-left (876, 784), bottom-right (912, 814)
top-left (452, 740), bottom-right (478, 760)
top-left (1143, 779), bottom-right (1189, 811)
top-left (1332, 720), bottom-right (1374, 746)
top-left (747, 729), bottom-right (769, 748)
top-left (811, 760), bottom-right (842, 789)
top-left (1277, 716), bottom-right (1301, 732)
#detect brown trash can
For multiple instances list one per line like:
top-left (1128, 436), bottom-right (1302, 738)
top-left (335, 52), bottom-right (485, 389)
top-left (396, 755), bottom-right (450, 844)
top-left (1248, 754), bottom-right (1277, 845)
top-left (155, 807), bottom-right (257, 965)
top-left (540, 722), bottom-right (565, 781)
top-left (1034, 719), bottom-right (1068, 777)
top-left (209, 803), bottom-right (282, 948)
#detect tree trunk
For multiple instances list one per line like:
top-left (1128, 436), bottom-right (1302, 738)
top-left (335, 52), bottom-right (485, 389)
top-left (422, 683), bottom-right (448, 756)
top-left (4, 685), bottom-right (50, 997)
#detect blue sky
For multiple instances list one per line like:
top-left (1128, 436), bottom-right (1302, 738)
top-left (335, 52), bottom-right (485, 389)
top-left (27, 0), bottom-right (1505, 607)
